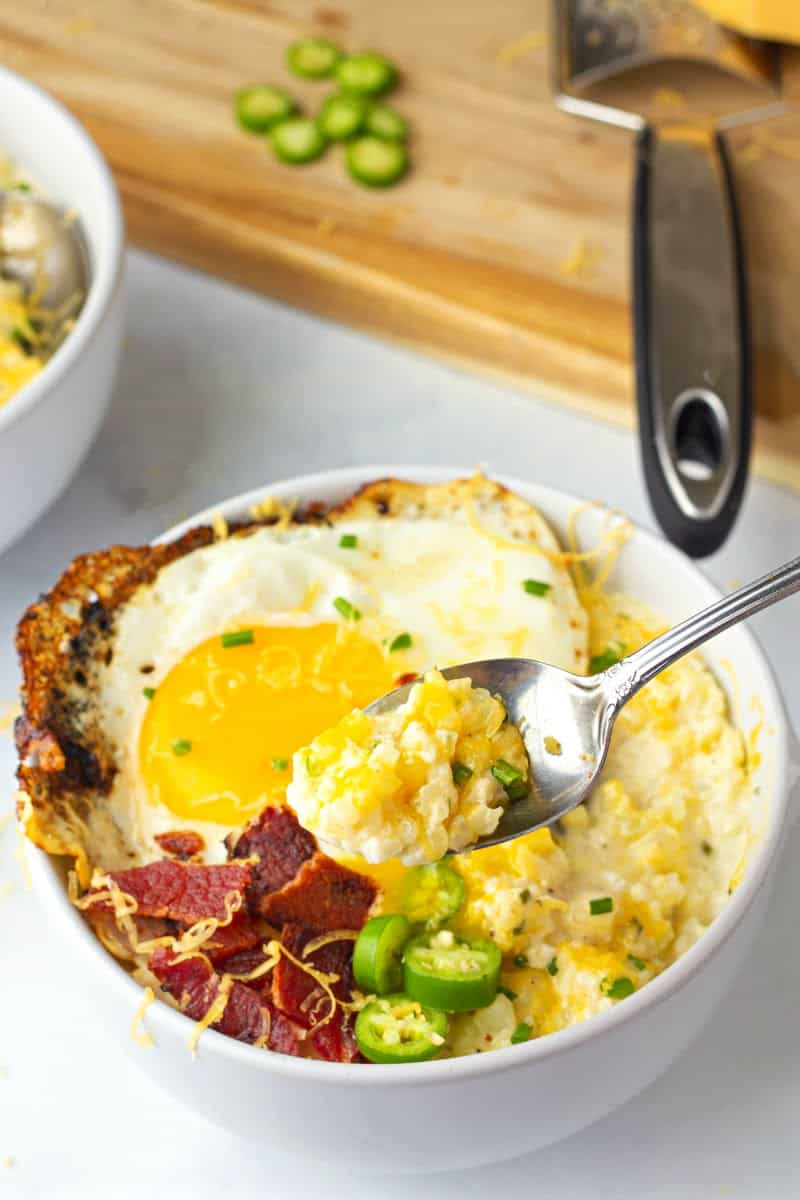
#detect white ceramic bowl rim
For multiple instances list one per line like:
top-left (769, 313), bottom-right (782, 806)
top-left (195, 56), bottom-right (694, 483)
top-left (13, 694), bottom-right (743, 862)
top-left (0, 66), bottom-right (124, 437)
top-left (30, 464), bottom-right (794, 1088)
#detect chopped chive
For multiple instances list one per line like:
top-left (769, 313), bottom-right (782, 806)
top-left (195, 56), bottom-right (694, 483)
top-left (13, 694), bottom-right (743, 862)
top-left (627, 954), bottom-right (646, 972)
top-left (339, 533), bottom-right (358, 549)
top-left (602, 976), bottom-right (635, 1000)
top-left (505, 777), bottom-right (528, 802)
top-left (142, 686), bottom-right (156, 701)
top-left (172, 739), bottom-right (192, 756)
top-left (221, 629), bottom-right (254, 648)
top-left (510, 1022), bottom-right (532, 1044)
top-left (589, 643), bottom-right (626, 674)
top-left (546, 956), bottom-right (559, 976)
top-left (11, 327), bottom-right (33, 354)
top-left (523, 579), bottom-right (552, 597)
top-left (498, 985), bottom-right (518, 1001)
top-left (271, 757), bottom-right (289, 771)
top-left (701, 840), bottom-right (713, 856)
top-left (520, 887), bottom-right (531, 903)
top-left (512, 921), bottom-right (526, 936)
top-left (589, 896), bottom-right (613, 916)
top-left (491, 760), bottom-right (522, 787)
top-left (333, 596), bottom-right (361, 621)
top-left (389, 632), bottom-right (412, 652)
top-left (451, 761), bottom-right (473, 786)
top-left (14, 181), bottom-right (32, 191)
top-left (513, 954), bottom-right (528, 969)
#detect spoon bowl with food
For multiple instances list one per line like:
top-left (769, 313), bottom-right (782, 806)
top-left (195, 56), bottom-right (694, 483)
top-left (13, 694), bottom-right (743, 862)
top-left (290, 553), bottom-right (800, 861)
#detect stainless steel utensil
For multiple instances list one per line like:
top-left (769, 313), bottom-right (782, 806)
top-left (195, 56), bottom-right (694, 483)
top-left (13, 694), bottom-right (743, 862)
top-left (369, 553), bottom-right (800, 851)
top-left (551, 0), bottom-right (785, 557)
top-left (0, 191), bottom-right (89, 357)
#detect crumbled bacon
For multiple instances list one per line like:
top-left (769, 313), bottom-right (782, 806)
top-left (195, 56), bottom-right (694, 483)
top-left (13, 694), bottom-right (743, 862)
top-left (395, 672), bottom-right (419, 687)
top-left (272, 923), bottom-right (354, 1019)
top-left (272, 923), bottom-right (361, 1062)
top-left (154, 830), bottom-right (206, 860)
top-left (221, 944), bottom-right (275, 983)
top-left (150, 948), bottom-right (304, 1054)
top-left (90, 860), bottom-right (251, 924)
top-left (203, 911), bottom-right (264, 965)
top-left (309, 1012), bottom-right (360, 1063)
top-left (260, 852), bottom-right (377, 933)
top-left (226, 805), bottom-right (316, 911)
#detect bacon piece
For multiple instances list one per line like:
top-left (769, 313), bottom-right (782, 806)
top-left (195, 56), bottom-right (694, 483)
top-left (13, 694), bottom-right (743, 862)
top-left (261, 852), bottom-right (377, 933)
top-left (155, 830), bottom-right (206, 860)
top-left (272, 923), bottom-right (354, 1019)
top-left (203, 911), bottom-right (264, 965)
top-left (221, 945), bottom-right (275, 983)
top-left (149, 949), bottom-right (304, 1055)
top-left (90, 860), bottom-right (251, 924)
top-left (226, 805), bottom-right (316, 911)
top-left (272, 924), bottom-right (360, 1063)
top-left (310, 1013), bottom-right (360, 1063)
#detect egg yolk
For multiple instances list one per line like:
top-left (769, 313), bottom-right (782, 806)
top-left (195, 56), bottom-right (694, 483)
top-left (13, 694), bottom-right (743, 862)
top-left (140, 623), bottom-right (397, 828)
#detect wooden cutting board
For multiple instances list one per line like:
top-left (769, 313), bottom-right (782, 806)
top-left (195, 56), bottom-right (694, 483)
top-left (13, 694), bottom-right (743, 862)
top-left (5, 0), bottom-right (800, 489)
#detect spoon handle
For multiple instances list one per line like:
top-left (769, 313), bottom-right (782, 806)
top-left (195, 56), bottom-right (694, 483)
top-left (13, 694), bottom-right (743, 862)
top-left (606, 554), bottom-right (800, 704)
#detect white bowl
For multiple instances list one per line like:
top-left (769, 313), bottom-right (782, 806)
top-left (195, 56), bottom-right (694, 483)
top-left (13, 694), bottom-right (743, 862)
top-left (0, 67), bottom-right (124, 555)
top-left (29, 466), bottom-right (799, 1173)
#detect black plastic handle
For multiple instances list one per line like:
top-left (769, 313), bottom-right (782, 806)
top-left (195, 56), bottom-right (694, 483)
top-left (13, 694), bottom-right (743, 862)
top-left (633, 125), bottom-right (752, 558)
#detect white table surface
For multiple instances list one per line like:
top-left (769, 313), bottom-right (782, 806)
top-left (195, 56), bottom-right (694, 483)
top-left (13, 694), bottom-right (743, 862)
top-left (1, 250), bottom-right (798, 1199)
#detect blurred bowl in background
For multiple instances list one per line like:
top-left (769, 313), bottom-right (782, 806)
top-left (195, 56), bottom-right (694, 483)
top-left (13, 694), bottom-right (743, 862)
top-left (0, 66), bottom-right (124, 555)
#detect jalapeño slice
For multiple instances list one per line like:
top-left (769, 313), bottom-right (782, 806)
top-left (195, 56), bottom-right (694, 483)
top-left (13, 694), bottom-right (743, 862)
top-left (353, 914), bottom-right (411, 995)
top-left (355, 994), bottom-right (448, 1064)
top-left (400, 862), bottom-right (465, 927)
top-left (287, 36), bottom-right (342, 79)
top-left (235, 85), bottom-right (296, 133)
top-left (403, 930), bottom-right (501, 1012)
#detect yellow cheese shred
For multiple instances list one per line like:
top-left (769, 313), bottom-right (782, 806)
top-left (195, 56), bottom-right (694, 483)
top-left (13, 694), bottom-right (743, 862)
top-left (13, 792), bottom-right (33, 890)
top-left (249, 495), bottom-right (298, 529)
top-left (465, 473), bottom-right (630, 597)
top-left (301, 929), bottom-right (358, 958)
top-left (211, 511), bottom-right (229, 541)
top-left (131, 986), bottom-right (156, 1048)
top-left (188, 974), bottom-right (234, 1058)
top-left (566, 501), bottom-right (632, 604)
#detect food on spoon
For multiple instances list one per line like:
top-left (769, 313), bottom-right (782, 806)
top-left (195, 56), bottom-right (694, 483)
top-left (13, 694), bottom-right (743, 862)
top-left (15, 475), bottom-right (755, 1063)
top-left (287, 669), bottom-right (530, 863)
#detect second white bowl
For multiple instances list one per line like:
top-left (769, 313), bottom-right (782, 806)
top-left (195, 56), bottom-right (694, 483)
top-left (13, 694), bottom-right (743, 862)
top-left (0, 67), bottom-right (125, 555)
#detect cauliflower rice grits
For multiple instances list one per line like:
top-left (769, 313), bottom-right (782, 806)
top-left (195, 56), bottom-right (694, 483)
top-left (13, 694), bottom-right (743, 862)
top-left (15, 475), bottom-right (755, 1062)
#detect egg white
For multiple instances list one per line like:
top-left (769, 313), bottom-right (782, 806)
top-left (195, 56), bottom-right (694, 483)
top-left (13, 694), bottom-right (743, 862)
top-left (96, 517), bottom-right (588, 866)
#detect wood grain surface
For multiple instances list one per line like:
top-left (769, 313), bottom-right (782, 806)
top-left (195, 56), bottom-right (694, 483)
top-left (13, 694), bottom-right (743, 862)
top-left (4, 0), bottom-right (800, 488)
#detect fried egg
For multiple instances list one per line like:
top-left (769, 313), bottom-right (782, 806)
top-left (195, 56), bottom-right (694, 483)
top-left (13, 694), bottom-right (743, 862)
top-left (96, 491), bottom-right (587, 867)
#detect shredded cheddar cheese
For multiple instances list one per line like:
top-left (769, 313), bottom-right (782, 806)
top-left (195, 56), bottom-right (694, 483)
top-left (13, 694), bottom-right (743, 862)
top-left (495, 29), bottom-right (546, 64)
top-left (188, 973), bottom-right (234, 1058)
top-left (211, 511), bottom-right (229, 541)
top-left (301, 929), bottom-right (359, 957)
top-left (131, 986), bottom-right (156, 1048)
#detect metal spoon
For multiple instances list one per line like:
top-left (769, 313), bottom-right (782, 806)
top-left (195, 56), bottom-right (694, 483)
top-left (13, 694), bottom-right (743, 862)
top-left (0, 191), bottom-right (89, 356)
top-left (368, 555), bottom-right (800, 852)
